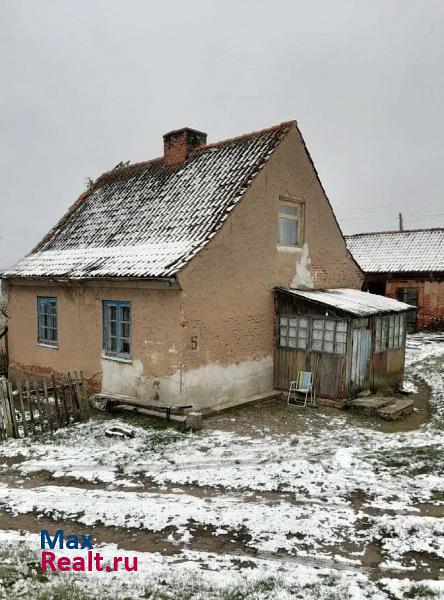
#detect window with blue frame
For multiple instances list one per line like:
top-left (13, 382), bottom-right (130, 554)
top-left (37, 297), bottom-right (58, 346)
top-left (103, 300), bottom-right (131, 358)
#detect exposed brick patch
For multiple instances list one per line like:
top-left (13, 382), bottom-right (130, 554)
top-left (8, 361), bottom-right (101, 395)
top-left (386, 279), bottom-right (444, 331)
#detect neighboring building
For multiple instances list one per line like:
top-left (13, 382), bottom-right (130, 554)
top-left (2, 119), bottom-right (399, 411)
top-left (346, 229), bottom-right (444, 331)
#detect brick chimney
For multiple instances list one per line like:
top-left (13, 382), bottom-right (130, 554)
top-left (163, 127), bottom-right (207, 166)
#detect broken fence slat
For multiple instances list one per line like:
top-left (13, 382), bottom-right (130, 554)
top-left (6, 382), bottom-right (19, 438)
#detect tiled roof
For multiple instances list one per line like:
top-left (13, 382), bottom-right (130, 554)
top-left (3, 122), bottom-right (292, 279)
top-left (345, 229), bottom-right (444, 274)
top-left (278, 287), bottom-right (414, 316)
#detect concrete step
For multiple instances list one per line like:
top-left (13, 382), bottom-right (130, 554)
top-left (348, 397), bottom-right (393, 415)
top-left (377, 398), bottom-right (414, 421)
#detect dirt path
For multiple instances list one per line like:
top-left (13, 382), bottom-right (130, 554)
top-left (0, 332), bottom-right (442, 598)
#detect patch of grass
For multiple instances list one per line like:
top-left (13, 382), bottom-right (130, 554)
top-left (32, 580), bottom-right (98, 600)
top-left (0, 544), bottom-right (48, 590)
top-left (374, 444), bottom-right (444, 476)
top-left (403, 583), bottom-right (438, 598)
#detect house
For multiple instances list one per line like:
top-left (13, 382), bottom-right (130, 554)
top-left (274, 287), bottom-right (414, 400)
top-left (346, 229), bottom-right (444, 331)
top-left (2, 120), bottom-right (411, 412)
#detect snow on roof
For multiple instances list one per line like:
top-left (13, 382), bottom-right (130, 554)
top-left (345, 228), bottom-right (444, 274)
top-left (278, 287), bottom-right (415, 316)
top-left (2, 122), bottom-right (292, 279)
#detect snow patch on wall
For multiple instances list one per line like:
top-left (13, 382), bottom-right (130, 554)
top-left (290, 243), bottom-right (314, 288)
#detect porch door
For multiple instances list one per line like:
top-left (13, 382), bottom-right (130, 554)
top-left (351, 328), bottom-right (372, 392)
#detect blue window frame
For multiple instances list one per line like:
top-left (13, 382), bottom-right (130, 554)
top-left (37, 297), bottom-right (58, 346)
top-left (103, 301), bottom-right (131, 358)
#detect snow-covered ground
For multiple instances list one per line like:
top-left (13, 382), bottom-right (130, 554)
top-left (0, 332), bottom-right (443, 599)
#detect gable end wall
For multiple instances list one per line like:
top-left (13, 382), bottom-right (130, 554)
top-left (176, 125), bottom-right (363, 410)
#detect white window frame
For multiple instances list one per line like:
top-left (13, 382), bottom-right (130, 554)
top-left (278, 315), bottom-right (347, 355)
top-left (277, 197), bottom-right (305, 247)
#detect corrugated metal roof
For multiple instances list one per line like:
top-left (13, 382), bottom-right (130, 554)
top-left (345, 229), bottom-right (444, 273)
top-left (278, 287), bottom-right (415, 316)
top-left (3, 122), bottom-right (292, 279)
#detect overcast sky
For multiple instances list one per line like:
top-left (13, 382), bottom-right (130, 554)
top-left (1, 0), bottom-right (443, 269)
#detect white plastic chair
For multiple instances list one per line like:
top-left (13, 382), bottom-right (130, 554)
top-left (288, 371), bottom-right (315, 407)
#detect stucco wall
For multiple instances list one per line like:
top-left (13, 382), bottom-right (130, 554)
top-left (6, 123), bottom-right (363, 410)
top-left (7, 281), bottom-right (184, 401)
top-left (175, 125), bottom-right (363, 409)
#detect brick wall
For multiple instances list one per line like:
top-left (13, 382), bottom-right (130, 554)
top-left (386, 278), bottom-right (444, 330)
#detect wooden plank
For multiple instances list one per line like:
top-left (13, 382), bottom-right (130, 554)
top-left (66, 373), bottom-right (75, 422)
top-left (2, 396), bottom-right (13, 439)
top-left (73, 371), bottom-right (86, 421)
top-left (0, 380), bottom-right (13, 439)
top-left (17, 383), bottom-right (28, 437)
top-left (67, 372), bottom-right (80, 419)
top-left (25, 379), bottom-right (36, 435)
top-left (51, 375), bottom-right (61, 429)
top-left (7, 382), bottom-right (19, 438)
top-left (0, 390), bottom-right (5, 441)
top-left (42, 380), bottom-right (54, 432)
top-left (60, 375), bottom-right (70, 425)
top-left (33, 379), bottom-right (45, 433)
top-left (0, 380), bottom-right (6, 440)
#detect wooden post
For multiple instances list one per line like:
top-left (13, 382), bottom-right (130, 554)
top-left (0, 380), bottom-right (13, 439)
top-left (17, 383), bottom-right (28, 437)
top-left (6, 382), bottom-right (19, 438)
top-left (51, 375), bottom-right (61, 429)
top-left (67, 372), bottom-right (78, 419)
top-left (33, 379), bottom-right (45, 433)
top-left (42, 380), bottom-right (54, 433)
top-left (60, 375), bottom-right (70, 425)
top-left (73, 371), bottom-right (82, 420)
top-left (0, 381), bottom-right (7, 440)
top-left (25, 379), bottom-right (36, 435)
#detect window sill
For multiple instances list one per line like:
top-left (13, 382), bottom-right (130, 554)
top-left (37, 342), bottom-right (58, 350)
top-left (277, 245), bottom-right (304, 254)
top-left (101, 353), bottom-right (133, 364)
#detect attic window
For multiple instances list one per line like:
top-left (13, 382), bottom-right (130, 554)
top-left (278, 198), bottom-right (304, 247)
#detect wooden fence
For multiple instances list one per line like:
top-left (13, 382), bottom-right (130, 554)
top-left (0, 372), bottom-right (86, 440)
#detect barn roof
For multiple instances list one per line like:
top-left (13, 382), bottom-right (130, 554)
top-left (278, 287), bottom-right (415, 316)
top-left (3, 122), bottom-right (292, 279)
top-left (345, 228), bottom-right (444, 274)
